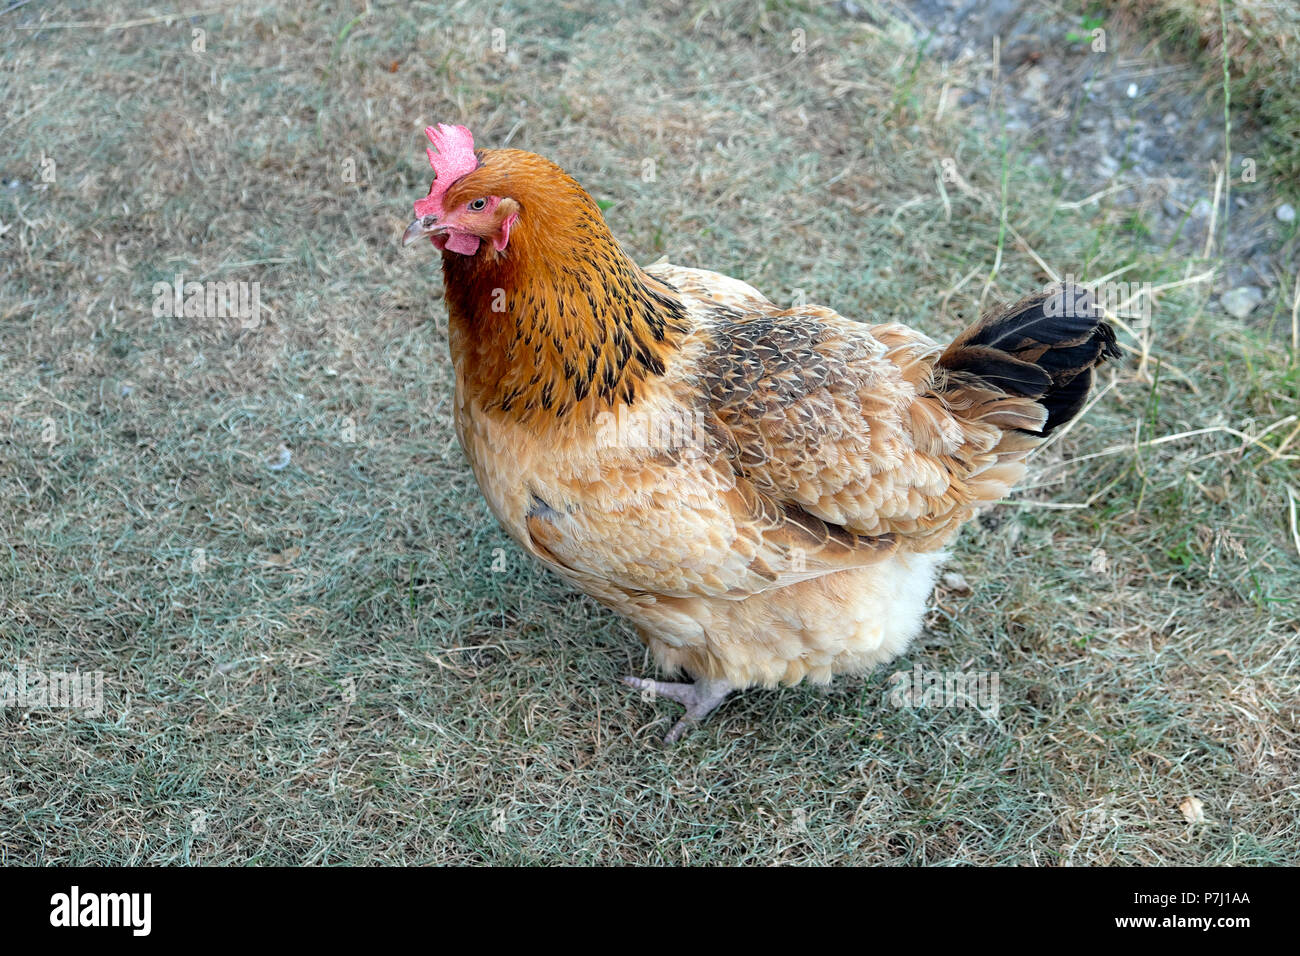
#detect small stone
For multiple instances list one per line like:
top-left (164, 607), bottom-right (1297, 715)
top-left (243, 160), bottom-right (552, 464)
top-left (1220, 286), bottom-right (1263, 319)
top-left (1126, 82), bottom-right (1138, 98)
top-left (941, 571), bottom-right (972, 595)
top-left (1277, 203), bottom-right (1296, 223)
top-left (1191, 198), bottom-right (1213, 219)
top-left (1023, 66), bottom-right (1050, 98)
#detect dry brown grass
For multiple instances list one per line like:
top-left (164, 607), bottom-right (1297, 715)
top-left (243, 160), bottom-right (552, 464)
top-left (0, 0), bottom-right (1296, 865)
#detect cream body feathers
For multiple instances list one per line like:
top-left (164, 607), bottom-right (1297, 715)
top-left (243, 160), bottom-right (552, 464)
top-left (450, 263), bottom-right (1028, 689)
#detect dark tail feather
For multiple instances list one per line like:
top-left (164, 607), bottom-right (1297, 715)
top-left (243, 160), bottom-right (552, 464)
top-left (939, 284), bottom-right (1120, 434)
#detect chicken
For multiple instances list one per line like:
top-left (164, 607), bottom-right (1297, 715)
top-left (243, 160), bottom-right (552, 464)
top-left (402, 124), bottom-right (1119, 744)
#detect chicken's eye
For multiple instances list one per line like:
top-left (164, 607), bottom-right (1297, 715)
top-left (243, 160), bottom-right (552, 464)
top-left (468, 198), bottom-right (488, 211)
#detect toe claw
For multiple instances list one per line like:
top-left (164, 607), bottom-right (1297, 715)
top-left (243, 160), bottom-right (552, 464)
top-left (663, 719), bottom-right (692, 746)
top-left (622, 674), bottom-right (734, 744)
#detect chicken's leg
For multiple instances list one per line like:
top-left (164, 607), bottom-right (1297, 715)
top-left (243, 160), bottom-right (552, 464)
top-left (623, 675), bottom-right (732, 744)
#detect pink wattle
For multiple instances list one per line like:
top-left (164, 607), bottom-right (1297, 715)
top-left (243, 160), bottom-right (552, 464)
top-left (445, 232), bottom-right (481, 256)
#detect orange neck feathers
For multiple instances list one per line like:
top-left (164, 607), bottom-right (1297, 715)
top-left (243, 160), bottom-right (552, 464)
top-left (439, 150), bottom-right (688, 428)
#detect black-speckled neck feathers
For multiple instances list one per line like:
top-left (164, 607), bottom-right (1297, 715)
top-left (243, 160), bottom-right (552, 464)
top-left (438, 148), bottom-right (689, 425)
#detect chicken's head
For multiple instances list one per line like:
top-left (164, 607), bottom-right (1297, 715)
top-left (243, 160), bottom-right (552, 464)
top-left (402, 124), bottom-right (519, 257)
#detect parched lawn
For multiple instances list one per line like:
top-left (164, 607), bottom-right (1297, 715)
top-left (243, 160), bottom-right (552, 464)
top-left (0, 0), bottom-right (1296, 864)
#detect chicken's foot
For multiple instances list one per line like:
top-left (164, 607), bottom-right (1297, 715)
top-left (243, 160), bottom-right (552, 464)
top-left (623, 675), bottom-right (732, 744)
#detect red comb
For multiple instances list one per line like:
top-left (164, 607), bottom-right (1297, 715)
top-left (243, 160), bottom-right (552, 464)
top-left (413, 124), bottom-right (479, 219)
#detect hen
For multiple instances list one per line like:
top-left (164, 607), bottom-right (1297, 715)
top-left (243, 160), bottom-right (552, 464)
top-left (403, 124), bottom-right (1119, 743)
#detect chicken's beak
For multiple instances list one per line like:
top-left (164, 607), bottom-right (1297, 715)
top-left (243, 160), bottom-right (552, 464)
top-left (402, 215), bottom-right (444, 247)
